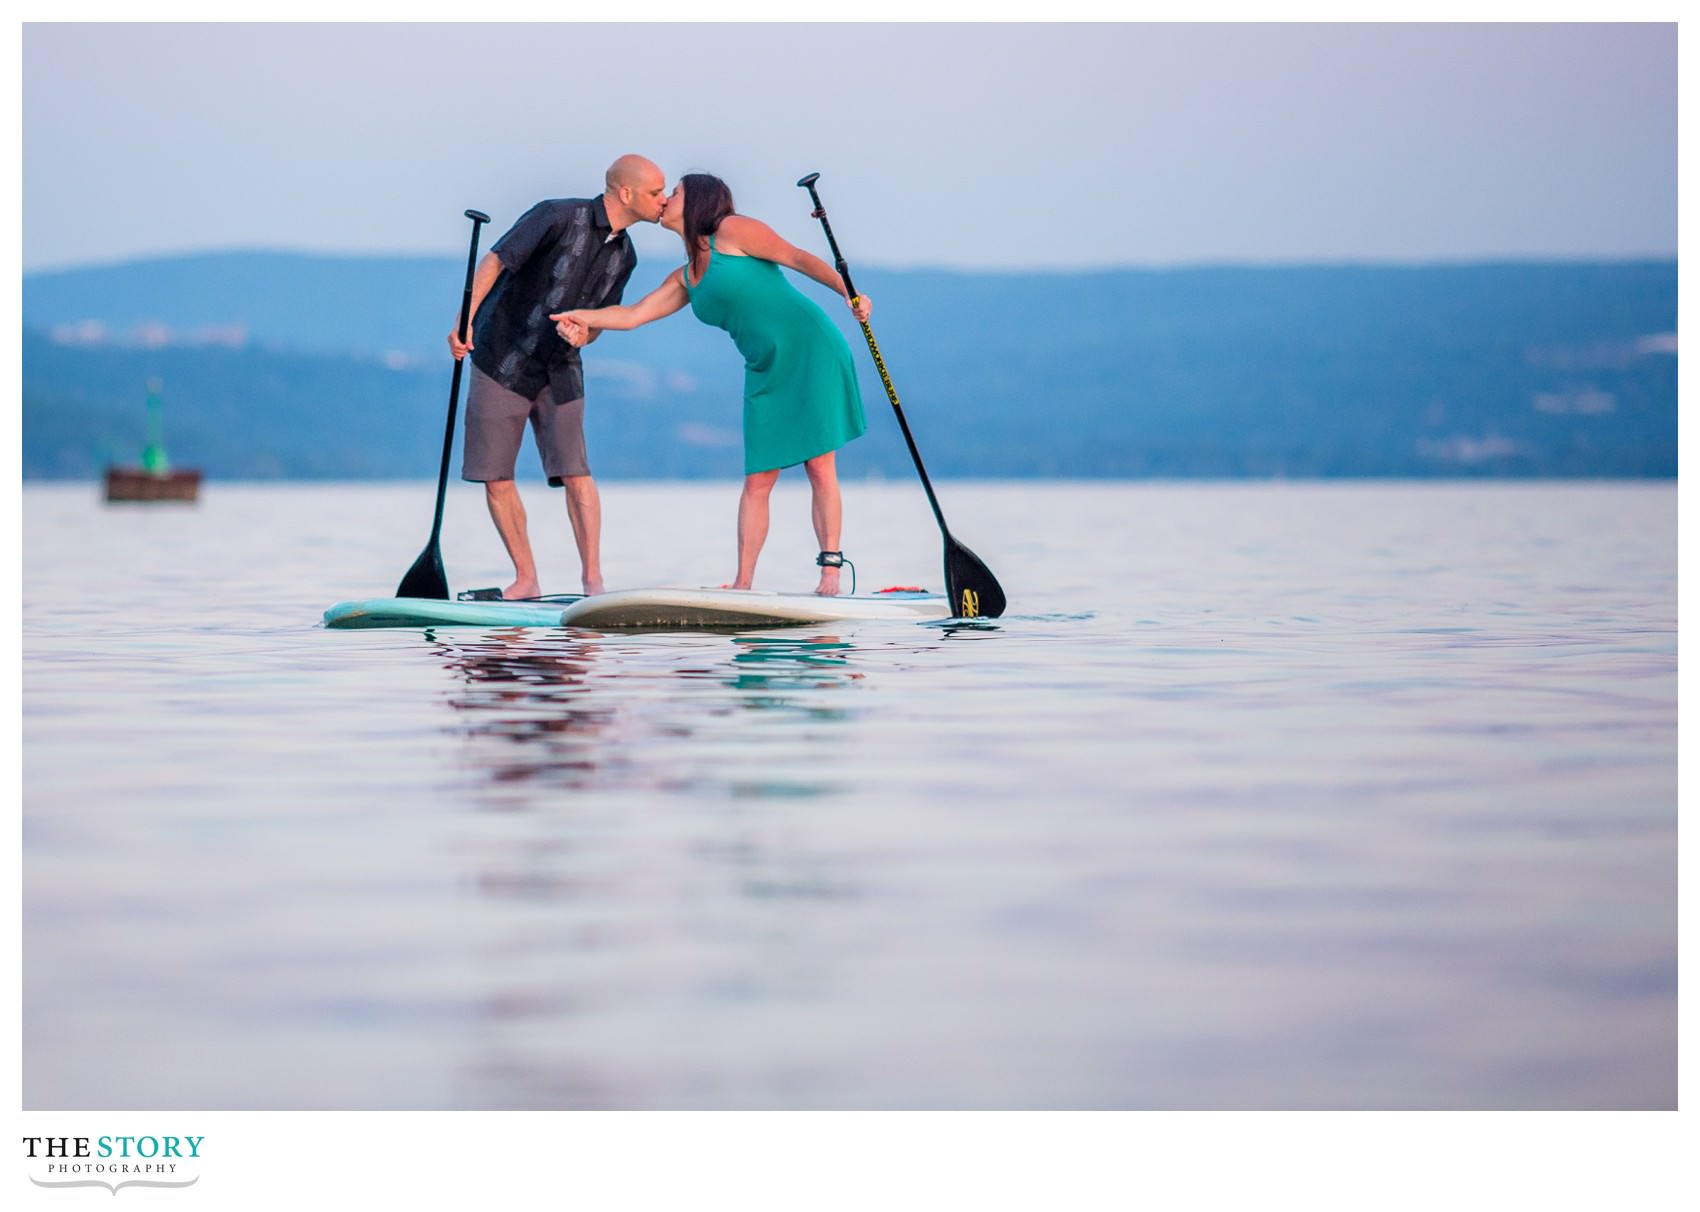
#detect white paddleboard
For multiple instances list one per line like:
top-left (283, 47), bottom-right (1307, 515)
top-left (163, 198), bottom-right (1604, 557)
top-left (558, 587), bottom-right (950, 629)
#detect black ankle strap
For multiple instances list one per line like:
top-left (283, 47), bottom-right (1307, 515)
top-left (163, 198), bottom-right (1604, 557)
top-left (817, 550), bottom-right (856, 594)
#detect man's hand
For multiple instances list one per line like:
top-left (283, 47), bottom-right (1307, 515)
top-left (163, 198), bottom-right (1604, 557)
top-left (447, 325), bottom-right (473, 361)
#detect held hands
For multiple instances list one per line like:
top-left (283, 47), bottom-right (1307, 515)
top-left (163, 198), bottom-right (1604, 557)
top-left (848, 294), bottom-right (872, 323)
top-left (551, 311), bottom-right (591, 347)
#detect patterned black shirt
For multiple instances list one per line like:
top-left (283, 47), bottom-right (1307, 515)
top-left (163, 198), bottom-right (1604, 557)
top-left (470, 195), bottom-right (637, 404)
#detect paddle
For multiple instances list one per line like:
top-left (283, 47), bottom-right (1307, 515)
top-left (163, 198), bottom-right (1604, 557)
top-left (397, 208), bottom-right (491, 600)
top-left (797, 173), bottom-right (1006, 619)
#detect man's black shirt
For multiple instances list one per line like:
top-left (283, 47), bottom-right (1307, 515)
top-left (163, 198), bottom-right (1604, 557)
top-left (471, 195), bottom-right (637, 405)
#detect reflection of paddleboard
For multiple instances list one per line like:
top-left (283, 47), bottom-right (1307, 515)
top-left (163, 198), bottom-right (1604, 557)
top-left (559, 587), bottom-right (951, 629)
top-left (322, 596), bottom-right (580, 630)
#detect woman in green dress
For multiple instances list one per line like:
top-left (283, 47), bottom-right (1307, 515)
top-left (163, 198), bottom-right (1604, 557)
top-left (554, 173), bottom-right (870, 596)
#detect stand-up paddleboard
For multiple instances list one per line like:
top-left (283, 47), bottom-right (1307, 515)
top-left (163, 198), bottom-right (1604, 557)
top-left (323, 588), bottom-right (952, 630)
top-left (323, 595), bottom-right (580, 630)
top-left (558, 587), bottom-right (951, 629)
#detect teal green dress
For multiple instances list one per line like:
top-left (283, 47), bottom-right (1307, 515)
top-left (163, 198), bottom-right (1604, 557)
top-left (683, 236), bottom-right (867, 474)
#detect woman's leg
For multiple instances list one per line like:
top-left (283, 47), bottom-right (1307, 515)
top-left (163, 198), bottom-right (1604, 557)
top-left (803, 451), bottom-right (843, 596)
top-left (725, 468), bottom-right (781, 589)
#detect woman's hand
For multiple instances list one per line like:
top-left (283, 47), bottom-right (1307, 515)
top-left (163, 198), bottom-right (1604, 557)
top-left (551, 311), bottom-right (590, 347)
top-left (848, 294), bottom-right (872, 323)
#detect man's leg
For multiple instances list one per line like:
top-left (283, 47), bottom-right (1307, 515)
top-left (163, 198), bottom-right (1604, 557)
top-left (462, 365), bottom-right (537, 598)
top-left (537, 393), bottom-right (603, 596)
top-left (561, 475), bottom-right (603, 596)
top-left (484, 479), bottom-right (541, 599)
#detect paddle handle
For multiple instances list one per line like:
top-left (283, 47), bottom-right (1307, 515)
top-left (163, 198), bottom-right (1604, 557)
top-left (426, 209), bottom-right (490, 546)
top-left (797, 174), bottom-right (949, 536)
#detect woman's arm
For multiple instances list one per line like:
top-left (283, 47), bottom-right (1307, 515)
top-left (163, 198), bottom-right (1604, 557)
top-left (717, 216), bottom-right (872, 320)
top-left (553, 269), bottom-right (689, 335)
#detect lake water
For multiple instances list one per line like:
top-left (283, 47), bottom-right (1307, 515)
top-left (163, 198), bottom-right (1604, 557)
top-left (20, 478), bottom-right (1677, 1111)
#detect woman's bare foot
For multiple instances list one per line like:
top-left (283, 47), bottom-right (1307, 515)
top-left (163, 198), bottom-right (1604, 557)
top-left (582, 575), bottom-right (605, 596)
top-left (814, 566), bottom-right (842, 597)
top-left (719, 579), bottom-right (753, 590)
top-left (503, 577), bottom-right (541, 600)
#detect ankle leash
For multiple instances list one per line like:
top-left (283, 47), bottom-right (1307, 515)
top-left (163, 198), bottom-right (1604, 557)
top-left (816, 550), bottom-right (855, 595)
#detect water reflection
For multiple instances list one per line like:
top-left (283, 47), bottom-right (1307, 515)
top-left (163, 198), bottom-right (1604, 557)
top-left (427, 629), bottom-right (878, 1107)
top-left (930, 617), bottom-right (1005, 638)
top-left (430, 629), bottom-right (870, 798)
top-left (431, 630), bottom-right (611, 793)
top-left (718, 635), bottom-right (862, 712)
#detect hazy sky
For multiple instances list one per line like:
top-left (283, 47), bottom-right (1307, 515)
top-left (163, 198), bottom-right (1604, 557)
top-left (18, 19), bottom-right (1679, 274)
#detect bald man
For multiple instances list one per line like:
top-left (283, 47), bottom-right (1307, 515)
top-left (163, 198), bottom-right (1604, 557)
top-left (448, 155), bottom-right (667, 597)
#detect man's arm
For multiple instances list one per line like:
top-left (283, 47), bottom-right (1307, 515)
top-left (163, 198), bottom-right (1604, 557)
top-left (447, 252), bottom-right (506, 360)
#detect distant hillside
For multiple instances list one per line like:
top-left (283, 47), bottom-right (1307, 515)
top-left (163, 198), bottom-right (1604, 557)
top-left (22, 253), bottom-right (1677, 480)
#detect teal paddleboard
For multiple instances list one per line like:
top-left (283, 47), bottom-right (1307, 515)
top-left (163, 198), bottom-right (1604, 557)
top-left (322, 596), bottom-right (580, 629)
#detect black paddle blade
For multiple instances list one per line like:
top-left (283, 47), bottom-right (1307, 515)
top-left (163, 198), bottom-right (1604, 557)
top-left (944, 537), bottom-right (1006, 619)
top-left (396, 544), bottom-right (449, 600)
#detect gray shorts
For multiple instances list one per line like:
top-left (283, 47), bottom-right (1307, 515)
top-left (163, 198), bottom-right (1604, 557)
top-left (461, 363), bottom-right (590, 486)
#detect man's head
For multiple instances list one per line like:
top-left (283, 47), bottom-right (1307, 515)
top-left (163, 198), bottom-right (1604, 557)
top-left (604, 155), bottom-right (667, 230)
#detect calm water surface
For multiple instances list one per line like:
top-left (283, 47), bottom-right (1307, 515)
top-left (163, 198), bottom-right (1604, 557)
top-left (21, 480), bottom-right (1676, 1109)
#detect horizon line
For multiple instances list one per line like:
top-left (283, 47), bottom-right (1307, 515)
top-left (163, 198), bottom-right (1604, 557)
top-left (23, 246), bottom-right (1682, 279)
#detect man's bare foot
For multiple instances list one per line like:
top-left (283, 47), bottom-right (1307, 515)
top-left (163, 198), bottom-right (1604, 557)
top-left (582, 575), bottom-right (605, 596)
top-left (504, 578), bottom-right (541, 600)
top-left (719, 579), bottom-right (752, 590)
top-left (814, 566), bottom-right (842, 597)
